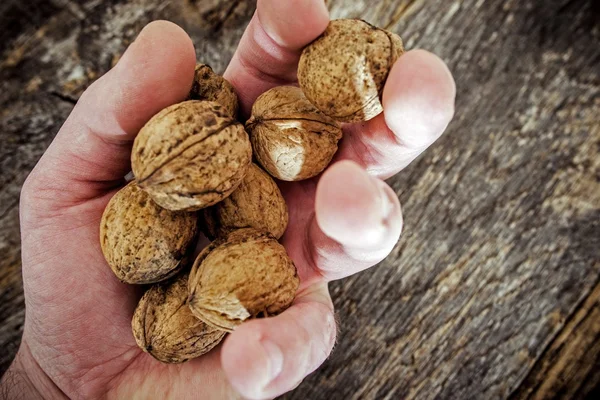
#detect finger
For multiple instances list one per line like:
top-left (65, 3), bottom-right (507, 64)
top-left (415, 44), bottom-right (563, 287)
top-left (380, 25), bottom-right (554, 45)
top-left (24, 21), bottom-right (195, 206)
top-left (335, 49), bottom-right (456, 179)
top-left (224, 0), bottom-right (329, 115)
top-left (282, 161), bottom-right (403, 284)
top-left (221, 282), bottom-right (336, 400)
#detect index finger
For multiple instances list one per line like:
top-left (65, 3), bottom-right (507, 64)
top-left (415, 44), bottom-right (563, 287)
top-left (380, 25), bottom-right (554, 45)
top-left (223, 0), bottom-right (329, 116)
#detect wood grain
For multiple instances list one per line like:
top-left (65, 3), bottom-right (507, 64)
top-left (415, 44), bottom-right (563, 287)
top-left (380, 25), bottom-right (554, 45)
top-left (1, 0), bottom-right (599, 398)
top-left (510, 279), bottom-right (600, 399)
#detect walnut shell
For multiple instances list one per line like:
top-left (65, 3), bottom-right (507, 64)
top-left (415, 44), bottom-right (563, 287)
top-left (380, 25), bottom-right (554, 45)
top-left (189, 64), bottom-right (239, 118)
top-left (203, 163), bottom-right (288, 239)
top-left (298, 19), bottom-right (404, 123)
top-left (245, 86), bottom-right (342, 181)
top-left (132, 274), bottom-right (226, 363)
top-left (132, 101), bottom-right (252, 211)
top-left (188, 228), bottom-right (299, 332)
top-left (100, 182), bottom-right (197, 284)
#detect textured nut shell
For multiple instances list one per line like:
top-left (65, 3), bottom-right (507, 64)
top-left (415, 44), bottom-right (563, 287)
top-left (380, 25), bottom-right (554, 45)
top-left (203, 163), bottom-right (288, 239)
top-left (100, 182), bottom-right (197, 284)
top-left (189, 64), bottom-right (239, 117)
top-left (188, 228), bottom-right (299, 332)
top-left (298, 19), bottom-right (404, 123)
top-left (132, 101), bottom-right (252, 211)
top-left (246, 86), bottom-right (342, 181)
top-left (132, 274), bottom-right (226, 363)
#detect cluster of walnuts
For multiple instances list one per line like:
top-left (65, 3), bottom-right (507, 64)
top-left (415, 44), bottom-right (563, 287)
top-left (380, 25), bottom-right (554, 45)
top-left (100, 19), bottom-right (404, 364)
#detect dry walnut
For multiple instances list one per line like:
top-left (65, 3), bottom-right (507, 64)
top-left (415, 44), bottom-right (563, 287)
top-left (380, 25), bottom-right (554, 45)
top-left (132, 100), bottom-right (252, 211)
top-left (132, 274), bottom-right (226, 363)
top-left (203, 163), bottom-right (288, 239)
top-left (298, 19), bottom-right (404, 123)
top-left (100, 182), bottom-right (197, 284)
top-left (189, 63), bottom-right (239, 117)
top-left (246, 86), bottom-right (342, 181)
top-left (188, 228), bottom-right (299, 332)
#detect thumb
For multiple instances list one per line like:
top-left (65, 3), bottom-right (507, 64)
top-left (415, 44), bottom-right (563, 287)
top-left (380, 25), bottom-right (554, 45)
top-left (22, 20), bottom-right (195, 216)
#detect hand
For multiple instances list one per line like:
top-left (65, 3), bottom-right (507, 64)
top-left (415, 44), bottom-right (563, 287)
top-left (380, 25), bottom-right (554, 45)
top-left (1, 1), bottom-right (455, 399)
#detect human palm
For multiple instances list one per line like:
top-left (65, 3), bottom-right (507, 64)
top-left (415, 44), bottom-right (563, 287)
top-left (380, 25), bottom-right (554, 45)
top-left (13, 1), bottom-right (455, 399)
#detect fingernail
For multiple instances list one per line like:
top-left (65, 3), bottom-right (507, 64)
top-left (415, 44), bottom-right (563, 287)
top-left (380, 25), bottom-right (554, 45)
top-left (261, 340), bottom-right (284, 383)
top-left (373, 178), bottom-right (395, 222)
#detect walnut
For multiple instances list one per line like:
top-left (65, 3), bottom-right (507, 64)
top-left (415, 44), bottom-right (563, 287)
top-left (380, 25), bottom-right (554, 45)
top-left (188, 228), bottom-right (299, 332)
top-left (189, 63), bottom-right (239, 117)
top-left (131, 100), bottom-right (252, 211)
top-left (100, 182), bottom-right (197, 284)
top-left (245, 86), bottom-right (342, 181)
top-left (298, 19), bottom-right (404, 123)
top-left (132, 274), bottom-right (226, 363)
top-left (203, 163), bottom-right (288, 239)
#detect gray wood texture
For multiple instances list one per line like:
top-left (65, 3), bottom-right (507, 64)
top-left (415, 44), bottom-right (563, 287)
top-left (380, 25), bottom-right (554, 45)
top-left (1, 0), bottom-right (599, 398)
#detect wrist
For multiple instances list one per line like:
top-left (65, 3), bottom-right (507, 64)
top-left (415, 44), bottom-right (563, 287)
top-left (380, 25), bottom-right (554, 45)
top-left (1, 340), bottom-right (66, 400)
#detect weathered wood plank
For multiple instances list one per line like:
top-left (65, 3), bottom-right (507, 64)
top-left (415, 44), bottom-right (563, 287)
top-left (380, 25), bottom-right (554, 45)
top-left (510, 279), bottom-right (600, 399)
top-left (1, 0), bottom-right (599, 398)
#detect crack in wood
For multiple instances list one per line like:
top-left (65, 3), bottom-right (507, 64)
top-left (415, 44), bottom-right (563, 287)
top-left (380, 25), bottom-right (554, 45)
top-left (48, 90), bottom-right (78, 105)
top-left (385, 0), bottom-right (422, 30)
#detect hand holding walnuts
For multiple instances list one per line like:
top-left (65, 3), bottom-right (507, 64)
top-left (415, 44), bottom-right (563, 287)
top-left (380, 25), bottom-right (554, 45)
top-left (98, 17), bottom-right (409, 367)
top-left (18, 8), bottom-right (455, 400)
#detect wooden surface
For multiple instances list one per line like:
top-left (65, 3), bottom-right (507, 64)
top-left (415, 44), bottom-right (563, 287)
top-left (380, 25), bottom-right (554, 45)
top-left (1, 0), bottom-right (599, 398)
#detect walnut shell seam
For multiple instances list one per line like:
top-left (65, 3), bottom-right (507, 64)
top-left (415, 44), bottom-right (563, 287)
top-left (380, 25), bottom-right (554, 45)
top-left (137, 119), bottom-right (236, 185)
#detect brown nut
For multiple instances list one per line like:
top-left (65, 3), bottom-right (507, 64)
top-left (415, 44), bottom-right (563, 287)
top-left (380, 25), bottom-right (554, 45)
top-left (132, 274), bottom-right (226, 364)
top-left (203, 163), bottom-right (288, 239)
top-left (189, 63), bottom-right (239, 118)
top-left (298, 19), bottom-right (404, 123)
top-left (132, 100), bottom-right (252, 211)
top-left (188, 228), bottom-right (299, 332)
top-left (100, 182), bottom-right (197, 284)
top-left (245, 86), bottom-right (342, 181)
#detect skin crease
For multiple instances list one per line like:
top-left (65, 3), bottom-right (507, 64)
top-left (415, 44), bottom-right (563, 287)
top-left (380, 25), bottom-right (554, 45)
top-left (2, 1), bottom-right (455, 400)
